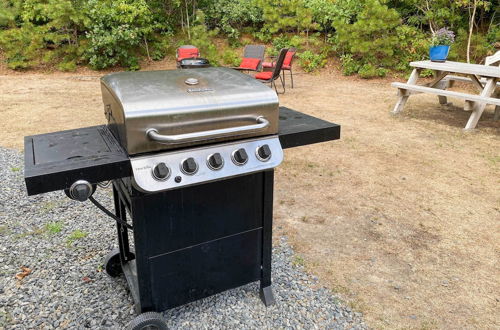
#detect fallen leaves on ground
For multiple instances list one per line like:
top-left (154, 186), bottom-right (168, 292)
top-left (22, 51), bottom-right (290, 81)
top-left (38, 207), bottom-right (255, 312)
top-left (15, 266), bottom-right (31, 280)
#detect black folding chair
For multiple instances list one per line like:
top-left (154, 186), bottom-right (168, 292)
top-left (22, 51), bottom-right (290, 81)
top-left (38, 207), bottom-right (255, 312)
top-left (254, 48), bottom-right (288, 94)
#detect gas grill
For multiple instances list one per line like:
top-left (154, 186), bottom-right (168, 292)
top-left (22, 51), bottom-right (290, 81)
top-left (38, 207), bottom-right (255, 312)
top-left (24, 67), bottom-right (340, 329)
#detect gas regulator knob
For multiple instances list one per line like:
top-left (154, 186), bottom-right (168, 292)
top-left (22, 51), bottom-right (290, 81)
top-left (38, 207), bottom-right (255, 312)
top-left (67, 180), bottom-right (94, 202)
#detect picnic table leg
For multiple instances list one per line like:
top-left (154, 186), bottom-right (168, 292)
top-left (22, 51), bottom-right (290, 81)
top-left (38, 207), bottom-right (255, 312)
top-left (464, 78), bottom-right (498, 130)
top-left (434, 70), bottom-right (450, 105)
top-left (494, 90), bottom-right (500, 121)
top-left (392, 68), bottom-right (420, 114)
top-left (494, 105), bottom-right (500, 121)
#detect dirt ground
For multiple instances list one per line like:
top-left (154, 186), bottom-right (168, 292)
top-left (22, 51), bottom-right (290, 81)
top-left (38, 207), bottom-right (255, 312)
top-left (0, 59), bottom-right (499, 329)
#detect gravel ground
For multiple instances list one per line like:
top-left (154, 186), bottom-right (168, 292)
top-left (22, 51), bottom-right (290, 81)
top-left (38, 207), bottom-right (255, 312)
top-left (0, 147), bottom-right (367, 329)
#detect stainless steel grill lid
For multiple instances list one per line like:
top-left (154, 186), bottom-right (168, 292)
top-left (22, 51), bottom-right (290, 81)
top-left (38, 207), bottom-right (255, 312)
top-left (101, 67), bottom-right (279, 155)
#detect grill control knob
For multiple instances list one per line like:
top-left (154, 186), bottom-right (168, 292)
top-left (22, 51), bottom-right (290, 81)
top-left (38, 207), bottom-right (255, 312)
top-left (232, 148), bottom-right (248, 165)
top-left (256, 144), bottom-right (272, 161)
top-left (207, 153), bottom-right (224, 170)
top-left (153, 162), bottom-right (170, 181)
top-left (181, 157), bottom-right (198, 175)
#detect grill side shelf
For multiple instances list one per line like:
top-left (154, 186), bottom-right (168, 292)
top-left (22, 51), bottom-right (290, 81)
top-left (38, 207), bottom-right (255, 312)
top-left (23, 107), bottom-right (340, 196)
top-left (24, 126), bottom-right (130, 196)
top-left (278, 107), bottom-right (341, 149)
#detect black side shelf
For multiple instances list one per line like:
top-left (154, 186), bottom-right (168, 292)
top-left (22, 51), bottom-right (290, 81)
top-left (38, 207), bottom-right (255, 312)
top-left (24, 126), bottom-right (130, 195)
top-left (24, 107), bottom-right (340, 196)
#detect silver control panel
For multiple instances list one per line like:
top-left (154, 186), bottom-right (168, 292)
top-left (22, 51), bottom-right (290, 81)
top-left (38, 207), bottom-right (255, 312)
top-left (130, 136), bottom-right (283, 192)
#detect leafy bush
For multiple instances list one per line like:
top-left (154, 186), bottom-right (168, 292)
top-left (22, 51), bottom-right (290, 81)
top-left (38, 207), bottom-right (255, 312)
top-left (297, 50), bottom-right (326, 72)
top-left (0, 24), bottom-right (43, 69)
top-left (257, 0), bottom-right (317, 35)
top-left (340, 54), bottom-right (360, 76)
top-left (187, 10), bottom-right (220, 66)
top-left (0, 0), bottom-right (496, 74)
top-left (335, 0), bottom-right (401, 67)
top-left (84, 0), bottom-right (155, 70)
top-left (307, 0), bottom-right (362, 33)
top-left (392, 25), bottom-right (429, 72)
top-left (0, 1), bottom-right (21, 27)
top-left (358, 63), bottom-right (388, 79)
top-left (222, 49), bottom-right (241, 66)
top-left (450, 28), bottom-right (495, 63)
top-left (204, 0), bottom-right (262, 40)
top-left (0, 0), bottom-right (87, 69)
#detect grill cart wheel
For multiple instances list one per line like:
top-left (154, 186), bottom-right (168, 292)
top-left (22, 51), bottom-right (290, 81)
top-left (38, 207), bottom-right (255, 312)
top-left (104, 248), bottom-right (132, 277)
top-left (126, 312), bottom-right (168, 330)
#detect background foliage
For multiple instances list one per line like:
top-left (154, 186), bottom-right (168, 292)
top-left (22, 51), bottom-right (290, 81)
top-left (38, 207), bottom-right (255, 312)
top-left (0, 0), bottom-right (498, 77)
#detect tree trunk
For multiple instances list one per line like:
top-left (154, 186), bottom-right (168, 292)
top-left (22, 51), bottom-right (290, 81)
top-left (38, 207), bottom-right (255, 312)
top-left (186, 0), bottom-right (191, 40)
top-left (467, 0), bottom-right (478, 63)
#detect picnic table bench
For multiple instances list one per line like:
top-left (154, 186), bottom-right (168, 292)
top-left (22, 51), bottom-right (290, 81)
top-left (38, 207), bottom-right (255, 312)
top-left (391, 60), bottom-right (500, 130)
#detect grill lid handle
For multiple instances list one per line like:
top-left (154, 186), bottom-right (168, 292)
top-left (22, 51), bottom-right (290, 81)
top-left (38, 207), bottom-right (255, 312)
top-left (146, 116), bottom-right (270, 144)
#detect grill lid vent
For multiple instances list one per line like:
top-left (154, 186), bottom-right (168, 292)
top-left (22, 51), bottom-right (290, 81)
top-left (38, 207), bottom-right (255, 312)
top-left (185, 78), bottom-right (199, 85)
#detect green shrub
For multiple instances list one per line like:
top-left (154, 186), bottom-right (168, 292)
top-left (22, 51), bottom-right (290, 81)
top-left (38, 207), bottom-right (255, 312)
top-left (257, 0), bottom-right (317, 35)
top-left (335, 0), bottom-right (401, 67)
top-left (340, 54), bottom-right (360, 76)
top-left (357, 64), bottom-right (388, 79)
top-left (270, 35), bottom-right (292, 56)
top-left (222, 49), bottom-right (241, 66)
top-left (188, 10), bottom-right (220, 66)
top-left (58, 60), bottom-right (77, 72)
top-left (358, 63), bottom-right (377, 78)
top-left (84, 0), bottom-right (155, 70)
top-left (297, 50), bottom-right (327, 72)
top-left (0, 0), bottom-right (87, 70)
top-left (0, 0), bottom-right (21, 28)
top-left (450, 28), bottom-right (495, 64)
top-left (306, 0), bottom-right (363, 33)
top-left (204, 0), bottom-right (263, 40)
top-left (0, 25), bottom-right (43, 69)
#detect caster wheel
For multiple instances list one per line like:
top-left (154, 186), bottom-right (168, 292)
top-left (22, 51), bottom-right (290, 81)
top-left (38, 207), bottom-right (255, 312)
top-left (104, 248), bottom-right (134, 277)
top-left (126, 312), bottom-right (168, 330)
top-left (104, 248), bottom-right (123, 277)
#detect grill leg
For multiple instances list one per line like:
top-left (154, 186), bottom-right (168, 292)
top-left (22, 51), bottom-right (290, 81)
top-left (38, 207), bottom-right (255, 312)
top-left (260, 170), bottom-right (276, 306)
top-left (113, 184), bottom-right (133, 263)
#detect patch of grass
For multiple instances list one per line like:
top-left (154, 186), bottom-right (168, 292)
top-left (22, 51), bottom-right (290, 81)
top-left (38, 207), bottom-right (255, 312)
top-left (0, 310), bottom-right (13, 327)
top-left (485, 155), bottom-right (500, 166)
top-left (292, 255), bottom-right (305, 267)
top-left (66, 229), bottom-right (87, 245)
top-left (41, 201), bottom-right (59, 213)
top-left (0, 225), bottom-right (8, 234)
top-left (419, 318), bottom-right (439, 329)
top-left (10, 167), bottom-right (20, 172)
top-left (45, 222), bottom-right (63, 234)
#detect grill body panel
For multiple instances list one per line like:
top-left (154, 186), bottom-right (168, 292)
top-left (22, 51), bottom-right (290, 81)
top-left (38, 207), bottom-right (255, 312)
top-left (115, 171), bottom-right (272, 312)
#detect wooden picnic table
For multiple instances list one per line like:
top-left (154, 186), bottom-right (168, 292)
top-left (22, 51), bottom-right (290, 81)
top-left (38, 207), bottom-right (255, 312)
top-left (391, 60), bottom-right (500, 129)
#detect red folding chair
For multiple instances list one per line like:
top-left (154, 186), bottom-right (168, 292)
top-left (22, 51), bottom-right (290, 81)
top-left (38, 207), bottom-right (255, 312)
top-left (176, 45), bottom-right (200, 68)
top-left (232, 45), bottom-right (266, 72)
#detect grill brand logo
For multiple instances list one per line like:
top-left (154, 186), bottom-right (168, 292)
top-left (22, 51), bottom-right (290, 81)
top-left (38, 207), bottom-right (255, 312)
top-left (187, 88), bottom-right (214, 93)
top-left (135, 166), bottom-right (151, 171)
